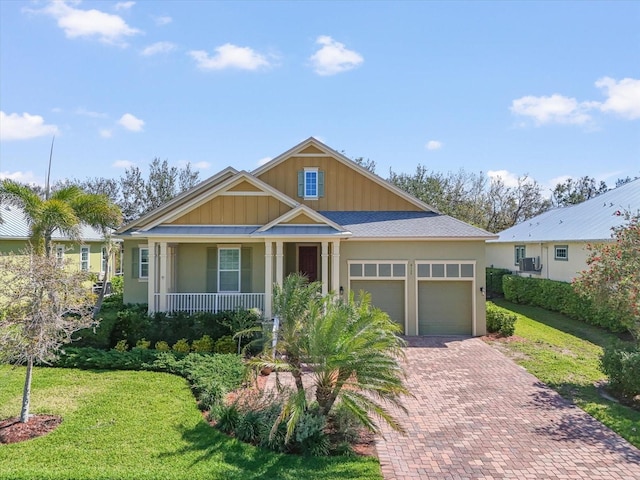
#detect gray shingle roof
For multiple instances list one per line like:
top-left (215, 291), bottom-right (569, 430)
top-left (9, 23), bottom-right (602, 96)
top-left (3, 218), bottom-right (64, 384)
top-left (320, 211), bottom-right (495, 238)
top-left (260, 225), bottom-right (344, 236)
top-left (489, 179), bottom-right (640, 243)
top-left (0, 205), bottom-right (105, 241)
top-left (134, 225), bottom-right (259, 236)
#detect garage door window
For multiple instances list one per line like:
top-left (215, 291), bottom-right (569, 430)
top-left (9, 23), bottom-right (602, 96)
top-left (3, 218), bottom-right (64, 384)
top-left (416, 261), bottom-right (474, 279)
top-left (349, 261), bottom-right (408, 279)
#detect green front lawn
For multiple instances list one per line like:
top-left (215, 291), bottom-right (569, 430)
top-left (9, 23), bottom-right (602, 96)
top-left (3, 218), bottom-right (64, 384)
top-left (0, 366), bottom-right (381, 480)
top-left (488, 299), bottom-right (640, 449)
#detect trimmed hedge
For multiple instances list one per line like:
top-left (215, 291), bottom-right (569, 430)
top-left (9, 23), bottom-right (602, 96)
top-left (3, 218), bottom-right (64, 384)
top-left (486, 268), bottom-right (512, 296)
top-left (601, 343), bottom-right (640, 398)
top-left (486, 303), bottom-right (517, 337)
top-left (502, 275), bottom-right (624, 333)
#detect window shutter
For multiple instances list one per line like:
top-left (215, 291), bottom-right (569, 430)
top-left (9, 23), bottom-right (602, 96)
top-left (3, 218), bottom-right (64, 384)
top-left (318, 171), bottom-right (325, 197)
top-left (297, 170), bottom-right (304, 197)
top-left (132, 247), bottom-right (139, 279)
top-left (241, 247), bottom-right (252, 293)
top-left (206, 247), bottom-right (218, 292)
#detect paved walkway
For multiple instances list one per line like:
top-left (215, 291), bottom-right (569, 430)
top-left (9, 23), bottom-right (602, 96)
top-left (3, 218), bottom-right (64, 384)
top-left (376, 337), bottom-right (640, 479)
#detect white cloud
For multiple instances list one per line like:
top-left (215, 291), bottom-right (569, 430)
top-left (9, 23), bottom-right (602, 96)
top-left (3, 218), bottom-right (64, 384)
top-left (257, 156), bottom-right (272, 166)
top-left (153, 15), bottom-right (172, 26)
top-left (112, 160), bottom-right (135, 168)
top-left (32, 0), bottom-right (141, 46)
top-left (425, 140), bottom-right (443, 151)
top-left (118, 113), bottom-right (144, 132)
top-left (114, 1), bottom-right (135, 11)
top-left (595, 77), bottom-right (640, 120)
top-left (0, 111), bottom-right (58, 141)
top-left (75, 107), bottom-right (107, 118)
top-left (191, 161), bottom-right (211, 169)
top-left (510, 94), bottom-right (593, 125)
top-left (188, 44), bottom-right (271, 71)
top-left (309, 36), bottom-right (363, 76)
top-left (487, 170), bottom-right (522, 188)
top-left (141, 41), bottom-right (176, 56)
top-left (0, 170), bottom-right (43, 185)
top-left (99, 128), bottom-right (113, 138)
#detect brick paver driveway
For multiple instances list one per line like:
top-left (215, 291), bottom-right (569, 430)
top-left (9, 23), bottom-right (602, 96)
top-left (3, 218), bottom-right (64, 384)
top-left (376, 337), bottom-right (640, 479)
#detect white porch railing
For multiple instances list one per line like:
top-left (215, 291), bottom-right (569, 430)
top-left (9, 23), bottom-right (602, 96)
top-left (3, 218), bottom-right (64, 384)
top-left (153, 293), bottom-right (265, 315)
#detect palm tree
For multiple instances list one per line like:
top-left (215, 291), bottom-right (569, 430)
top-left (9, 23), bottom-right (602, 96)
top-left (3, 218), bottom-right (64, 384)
top-left (0, 179), bottom-right (122, 258)
top-left (254, 274), bottom-right (409, 442)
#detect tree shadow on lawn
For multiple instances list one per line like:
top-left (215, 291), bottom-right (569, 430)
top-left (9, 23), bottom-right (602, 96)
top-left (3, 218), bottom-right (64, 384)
top-left (156, 420), bottom-right (380, 480)
top-left (492, 299), bottom-right (630, 348)
top-left (529, 381), bottom-right (640, 464)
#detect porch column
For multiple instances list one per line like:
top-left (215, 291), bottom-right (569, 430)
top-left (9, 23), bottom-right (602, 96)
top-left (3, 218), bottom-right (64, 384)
top-left (331, 240), bottom-right (340, 297)
top-left (264, 241), bottom-right (273, 319)
top-left (321, 241), bottom-right (329, 296)
top-left (158, 241), bottom-right (168, 312)
top-left (147, 241), bottom-right (157, 313)
top-left (275, 240), bottom-right (284, 286)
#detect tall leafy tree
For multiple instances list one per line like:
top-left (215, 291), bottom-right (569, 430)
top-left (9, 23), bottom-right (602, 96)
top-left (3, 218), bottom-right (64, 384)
top-left (551, 176), bottom-right (608, 207)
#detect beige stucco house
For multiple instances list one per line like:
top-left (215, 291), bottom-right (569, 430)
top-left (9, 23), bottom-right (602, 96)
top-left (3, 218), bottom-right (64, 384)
top-left (486, 179), bottom-right (640, 283)
top-left (117, 138), bottom-right (496, 336)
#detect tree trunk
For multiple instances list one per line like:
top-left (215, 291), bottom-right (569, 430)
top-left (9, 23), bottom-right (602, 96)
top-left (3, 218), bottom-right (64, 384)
top-left (20, 356), bottom-right (33, 423)
top-left (93, 248), bottom-right (110, 318)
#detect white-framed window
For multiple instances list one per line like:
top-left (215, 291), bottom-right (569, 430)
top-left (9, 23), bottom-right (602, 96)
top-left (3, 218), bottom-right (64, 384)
top-left (348, 261), bottom-right (407, 279)
top-left (515, 245), bottom-right (526, 266)
top-left (304, 168), bottom-right (318, 198)
top-left (415, 261), bottom-right (475, 279)
top-left (554, 245), bottom-right (568, 261)
top-left (80, 246), bottom-right (90, 271)
top-left (139, 247), bottom-right (149, 278)
top-left (218, 247), bottom-right (241, 292)
top-left (55, 245), bottom-right (65, 267)
top-left (101, 247), bottom-right (108, 273)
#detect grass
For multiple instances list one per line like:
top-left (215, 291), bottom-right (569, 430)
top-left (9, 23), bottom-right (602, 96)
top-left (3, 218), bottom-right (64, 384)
top-left (488, 298), bottom-right (640, 449)
top-left (0, 366), bottom-right (381, 480)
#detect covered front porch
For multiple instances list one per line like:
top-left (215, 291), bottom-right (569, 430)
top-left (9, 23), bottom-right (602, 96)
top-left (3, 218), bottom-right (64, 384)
top-left (145, 239), bottom-right (343, 319)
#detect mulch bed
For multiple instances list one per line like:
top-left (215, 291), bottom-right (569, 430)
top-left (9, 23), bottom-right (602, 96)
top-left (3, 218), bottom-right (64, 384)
top-left (0, 414), bottom-right (62, 444)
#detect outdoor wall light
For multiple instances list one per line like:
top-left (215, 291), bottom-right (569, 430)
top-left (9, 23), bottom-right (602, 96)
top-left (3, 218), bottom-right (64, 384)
top-left (339, 286), bottom-right (344, 295)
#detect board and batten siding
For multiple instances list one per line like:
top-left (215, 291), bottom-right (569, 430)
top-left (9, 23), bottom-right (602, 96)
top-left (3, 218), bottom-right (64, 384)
top-left (257, 155), bottom-right (421, 211)
top-left (169, 195), bottom-right (291, 226)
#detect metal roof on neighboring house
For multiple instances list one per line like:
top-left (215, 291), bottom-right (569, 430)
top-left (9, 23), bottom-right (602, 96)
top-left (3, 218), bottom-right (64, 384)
top-left (320, 211), bottom-right (495, 239)
top-left (0, 204), bottom-right (106, 242)
top-left (489, 179), bottom-right (640, 243)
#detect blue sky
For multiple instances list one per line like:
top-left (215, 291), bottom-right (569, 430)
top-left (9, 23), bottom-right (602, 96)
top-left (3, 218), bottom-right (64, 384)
top-left (1, 1), bottom-right (638, 195)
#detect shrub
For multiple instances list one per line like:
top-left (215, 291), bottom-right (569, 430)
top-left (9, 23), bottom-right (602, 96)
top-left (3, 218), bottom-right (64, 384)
top-left (601, 343), bottom-right (640, 398)
top-left (502, 275), bottom-right (625, 333)
top-left (486, 268), bottom-right (511, 296)
top-left (110, 275), bottom-right (124, 295)
top-left (172, 338), bottom-right (191, 353)
top-left (294, 411), bottom-right (330, 456)
top-left (234, 409), bottom-right (264, 444)
top-left (211, 403), bottom-right (241, 433)
top-left (135, 338), bottom-right (151, 349)
top-left (114, 339), bottom-right (129, 352)
top-left (192, 335), bottom-right (214, 353)
top-left (214, 335), bottom-right (236, 354)
top-left (155, 341), bottom-right (170, 352)
top-left (486, 303), bottom-right (517, 337)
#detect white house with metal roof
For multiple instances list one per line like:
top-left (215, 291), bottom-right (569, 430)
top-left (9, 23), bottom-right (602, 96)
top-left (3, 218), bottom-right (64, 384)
top-left (117, 138), bottom-right (496, 336)
top-left (486, 179), bottom-right (640, 283)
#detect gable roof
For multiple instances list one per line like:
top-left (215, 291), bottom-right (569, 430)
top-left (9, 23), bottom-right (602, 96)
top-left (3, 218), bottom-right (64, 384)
top-left (321, 211), bottom-right (495, 239)
top-left (252, 137), bottom-right (440, 214)
top-left (0, 204), bottom-right (106, 242)
top-left (489, 179), bottom-right (640, 243)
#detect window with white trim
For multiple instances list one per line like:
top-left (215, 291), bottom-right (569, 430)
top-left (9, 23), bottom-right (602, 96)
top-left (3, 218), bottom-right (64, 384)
top-left (515, 245), bottom-right (526, 266)
top-left (349, 261), bottom-right (407, 279)
top-left (554, 245), bottom-right (568, 261)
top-left (304, 168), bottom-right (318, 198)
top-left (139, 247), bottom-right (149, 278)
top-left (55, 246), bottom-right (64, 267)
top-left (80, 246), bottom-right (90, 271)
top-left (416, 261), bottom-right (474, 279)
top-left (218, 248), bottom-right (241, 292)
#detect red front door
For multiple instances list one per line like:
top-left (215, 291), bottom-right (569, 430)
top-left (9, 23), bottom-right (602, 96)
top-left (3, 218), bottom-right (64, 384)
top-left (298, 246), bottom-right (318, 282)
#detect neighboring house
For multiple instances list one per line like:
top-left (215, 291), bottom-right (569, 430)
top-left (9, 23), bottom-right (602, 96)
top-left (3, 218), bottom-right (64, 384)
top-left (0, 204), bottom-right (118, 280)
top-left (486, 179), bottom-right (640, 283)
top-left (117, 138), bottom-right (496, 336)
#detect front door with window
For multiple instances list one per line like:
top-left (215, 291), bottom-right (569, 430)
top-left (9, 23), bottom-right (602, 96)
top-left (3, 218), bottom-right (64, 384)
top-left (298, 246), bottom-right (318, 282)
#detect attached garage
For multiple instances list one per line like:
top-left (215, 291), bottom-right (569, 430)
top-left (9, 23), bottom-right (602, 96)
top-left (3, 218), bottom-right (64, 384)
top-left (416, 261), bottom-right (475, 336)
top-left (349, 261), bottom-right (407, 333)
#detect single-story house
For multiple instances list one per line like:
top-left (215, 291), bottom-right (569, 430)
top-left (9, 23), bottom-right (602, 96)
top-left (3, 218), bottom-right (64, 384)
top-left (0, 204), bottom-right (119, 280)
top-left (117, 138), bottom-right (496, 336)
top-left (486, 178), bottom-right (640, 283)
